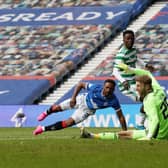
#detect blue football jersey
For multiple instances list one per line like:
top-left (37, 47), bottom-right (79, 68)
top-left (84, 83), bottom-right (121, 111)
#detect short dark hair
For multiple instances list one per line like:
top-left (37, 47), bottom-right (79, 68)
top-left (123, 30), bottom-right (135, 37)
top-left (104, 79), bottom-right (116, 87)
top-left (145, 63), bottom-right (155, 72)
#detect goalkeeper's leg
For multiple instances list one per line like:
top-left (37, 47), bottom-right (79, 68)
top-left (80, 128), bottom-right (144, 140)
top-left (93, 132), bottom-right (119, 140)
top-left (80, 127), bottom-right (118, 140)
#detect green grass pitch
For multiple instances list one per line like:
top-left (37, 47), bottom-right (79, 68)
top-left (0, 127), bottom-right (167, 168)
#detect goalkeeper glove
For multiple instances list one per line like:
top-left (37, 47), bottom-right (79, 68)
top-left (116, 63), bottom-right (128, 71)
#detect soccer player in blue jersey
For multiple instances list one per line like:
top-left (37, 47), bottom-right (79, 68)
top-left (33, 79), bottom-right (127, 135)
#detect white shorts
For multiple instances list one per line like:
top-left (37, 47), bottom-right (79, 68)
top-left (120, 83), bottom-right (139, 102)
top-left (60, 94), bottom-right (95, 124)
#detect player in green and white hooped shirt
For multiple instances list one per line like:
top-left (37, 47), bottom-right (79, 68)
top-left (113, 30), bottom-right (139, 101)
top-left (81, 74), bottom-right (168, 140)
top-left (113, 30), bottom-right (147, 128)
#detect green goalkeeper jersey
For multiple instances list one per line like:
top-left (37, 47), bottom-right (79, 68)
top-left (143, 92), bottom-right (168, 139)
top-left (131, 68), bottom-right (168, 139)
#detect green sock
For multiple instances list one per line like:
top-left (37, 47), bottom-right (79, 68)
top-left (98, 132), bottom-right (118, 140)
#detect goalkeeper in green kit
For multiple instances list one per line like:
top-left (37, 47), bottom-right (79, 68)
top-left (81, 64), bottom-right (168, 140)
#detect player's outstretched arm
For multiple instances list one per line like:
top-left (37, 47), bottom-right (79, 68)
top-left (70, 82), bottom-right (86, 107)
